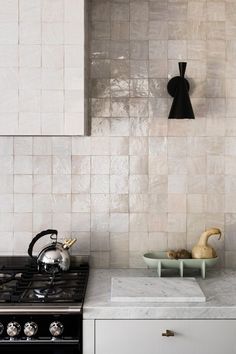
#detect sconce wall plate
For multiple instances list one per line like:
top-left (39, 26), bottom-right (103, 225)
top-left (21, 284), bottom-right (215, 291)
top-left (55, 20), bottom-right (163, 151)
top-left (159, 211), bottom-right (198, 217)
top-left (167, 62), bottom-right (195, 119)
top-left (167, 77), bottom-right (190, 97)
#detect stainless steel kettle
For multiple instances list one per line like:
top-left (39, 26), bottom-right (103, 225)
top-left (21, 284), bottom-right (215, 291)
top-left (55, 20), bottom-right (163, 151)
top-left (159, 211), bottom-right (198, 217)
top-left (28, 229), bottom-right (77, 273)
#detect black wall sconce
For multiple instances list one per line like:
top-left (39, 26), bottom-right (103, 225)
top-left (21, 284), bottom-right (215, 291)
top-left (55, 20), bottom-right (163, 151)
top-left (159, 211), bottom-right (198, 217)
top-left (167, 62), bottom-right (195, 119)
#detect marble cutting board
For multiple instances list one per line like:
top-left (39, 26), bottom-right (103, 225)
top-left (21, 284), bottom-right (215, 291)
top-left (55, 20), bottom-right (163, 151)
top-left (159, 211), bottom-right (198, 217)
top-left (111, 277), bottom-right (206, 302)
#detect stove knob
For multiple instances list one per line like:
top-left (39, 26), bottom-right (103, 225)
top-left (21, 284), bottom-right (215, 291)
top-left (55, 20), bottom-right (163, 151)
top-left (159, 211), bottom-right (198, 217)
top-left (24, 322), bottom-right (38, 337)
top-left (7, 322), bottom-right (21, 337)
top-left (49, 321), bottom-right (64, 337)
top-left (0, 322), bottom-right (4, 335)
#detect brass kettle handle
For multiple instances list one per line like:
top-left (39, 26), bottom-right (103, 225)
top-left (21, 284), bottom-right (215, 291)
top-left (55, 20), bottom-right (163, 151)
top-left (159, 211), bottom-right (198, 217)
top-left (162, 330), bottom-right (175, 337)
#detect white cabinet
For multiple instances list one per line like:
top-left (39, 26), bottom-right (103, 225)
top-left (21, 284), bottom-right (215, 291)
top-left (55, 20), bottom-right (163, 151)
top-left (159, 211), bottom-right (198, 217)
top-left (95, 320), bottom-right (236, 354)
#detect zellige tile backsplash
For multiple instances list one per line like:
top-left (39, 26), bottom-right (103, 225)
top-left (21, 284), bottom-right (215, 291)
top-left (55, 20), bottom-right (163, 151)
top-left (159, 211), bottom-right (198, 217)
top-left (1, 0), bottom-right (236, 268)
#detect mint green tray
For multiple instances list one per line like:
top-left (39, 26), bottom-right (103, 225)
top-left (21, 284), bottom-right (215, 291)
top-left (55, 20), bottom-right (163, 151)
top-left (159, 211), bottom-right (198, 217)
top-left (143, 252), bottom-right (218, 279)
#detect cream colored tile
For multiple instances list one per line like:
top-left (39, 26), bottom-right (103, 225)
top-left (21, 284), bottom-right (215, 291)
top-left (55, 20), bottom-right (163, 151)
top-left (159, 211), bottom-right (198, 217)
top-left (90, 252), bottom-right (110, 268)
top-left (149, 137), bottom-right (167, 156)
top-left (14, 175), bottom-right (32, 193)
top-left (149, 156), bottom-right (168, 175)
top-left (91, 213), bottom-right (109, 233)
top-left (129, 175), bottom-right (148, 194)
top-left (168, 194), bottom-right (186, 213)
top-left (149, 118), bottom-right (167, 137)
top-left (110, 175), bottom-right (128, 194)
top-left (91, 194), bottom-right (109, 213)
top-left (129, 251), bottom-right (146, 268)
top-left (188, 2), bottom-right (206, 21)
top-left (207, 2), bottom-right (225, 21)
top-left (187, 156), bottom-right (206, 175)
top-left (110, 251), bottom-right (129, 268)
top-left (129, 231), bottom-right (148, 251)
top-left (148, 232), bottom-right (167, 251)
top-left (33, 212), bottom-right (52, 234)
top-left (187, 213), bottom-right (205, 246)
top-left (70, 232), bottom-right (90, 255)
top-left (168, 213), bottom-right (186, 232)
top-left (110, 213), bottom-right (129, 232)
top-left (149, 175), bottom-right (168, 194)
top-left (110, 156), bottom-right (128, 175)
top-left (149, 194), bottom-right (167, 213)
top-left (72, 175), bottom-right (90, 193)
top-left (91, 175), bottom-right (108, 194)
top-left (168, 157), bottom-right (187, 175)
top-left (148, 213), bottom-right (167, 232)
top-left (130, 213), bottom-right (148, 232)
top-left (71, 213), bottom-right (90, 232)
top-left (14, 137), bottom-right (32, 156)
top-left (91, 156), bottom-right (110, 175)
top-left (110, 194), bottom-right (129, 213)
top-left (72, 194), bottom-right (90, 213)
top-left (187, 194), bottom-right (207, 213)
top-left (168, 175), bottom-right (187, 194)
top-left (225, 195), bottom-right (236, 213)
top-left (110, 137), bottom-right (129, 155)
top-left (168, 137), bottom-right (187, 157)
top-left (72, 156), bottom-right (90, 175)
top-left (130, 156), bottom-right (148, 175)
top-left (129, 137), bottom-right (148, 155)
top-left (225, 252), bottom-right (236, 268)
top-left (129, 194), bottom-right (149, 213)
top-left (91, 137), bottom-right (110, 156)
top-left (207, 175), bottom-right (225, 194)
top-left (207, 194), bottom-right (224, 213)
top-left (13, 232), bottom-right (32, 255)
top-left (168, 232), bottom-right (187, 250)
top-left (206, 118), bottom-right (225, 137)
top-left (91, 232), bottom-right (110, 252)
top-left (130, 117), bottom-right (149, 137)
top-left (207, 155), bottom-right (224, 175)
top-left (225, 156), bottom-right (236, 175)
top-left (110, 232), bottom-right (129, 252)
top-left (72, 137), bottom-right (91, 155)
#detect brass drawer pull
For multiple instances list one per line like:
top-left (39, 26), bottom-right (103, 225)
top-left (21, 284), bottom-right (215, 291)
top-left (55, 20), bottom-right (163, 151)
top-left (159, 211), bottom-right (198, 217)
top-left (162, 330), bottom-right (175, 337)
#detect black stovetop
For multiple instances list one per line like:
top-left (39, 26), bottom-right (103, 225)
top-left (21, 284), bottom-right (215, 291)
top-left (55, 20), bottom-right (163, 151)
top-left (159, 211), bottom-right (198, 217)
top-left (0, 257), bottom-right (89, 304)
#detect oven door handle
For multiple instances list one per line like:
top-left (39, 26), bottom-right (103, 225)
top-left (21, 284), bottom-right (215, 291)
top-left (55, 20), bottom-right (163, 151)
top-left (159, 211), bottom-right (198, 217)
top-left (0, 339), bottom-right (79, 345)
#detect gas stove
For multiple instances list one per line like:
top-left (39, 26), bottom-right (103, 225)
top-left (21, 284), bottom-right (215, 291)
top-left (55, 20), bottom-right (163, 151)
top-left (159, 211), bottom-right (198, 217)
top-left (0, 256), bottom-right (89, 353)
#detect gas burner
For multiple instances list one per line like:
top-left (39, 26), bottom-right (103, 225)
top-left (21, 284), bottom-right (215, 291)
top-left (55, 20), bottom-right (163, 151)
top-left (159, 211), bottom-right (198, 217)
top-left (0, 257), bottom-right (89, 304)
top-left (0, 273), bottom-right (21, 288)
top-left (34, 286), bottom-right (63, 299)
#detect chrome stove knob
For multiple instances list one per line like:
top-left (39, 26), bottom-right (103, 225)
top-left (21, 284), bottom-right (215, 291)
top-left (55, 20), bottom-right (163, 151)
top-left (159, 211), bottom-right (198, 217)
top-left (24, 322), bottom-right (38, 337)
top-left (49, 321), bottom-right (64, 337)
top-left (0, 322), bottom-right (4, 335)
top-left (7, 322), bottom-right (21, 337)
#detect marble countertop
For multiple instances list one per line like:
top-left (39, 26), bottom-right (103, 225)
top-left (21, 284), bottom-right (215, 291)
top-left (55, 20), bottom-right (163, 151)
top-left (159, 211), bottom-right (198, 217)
top-left (83, 268), bottom-right (236, 320)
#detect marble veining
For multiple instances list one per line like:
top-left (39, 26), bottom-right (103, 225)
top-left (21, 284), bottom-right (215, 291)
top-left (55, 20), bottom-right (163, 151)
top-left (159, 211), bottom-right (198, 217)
top-left (111, 277), bottom-right (206, 303)
top-left (83, 269), bottom-right (236, 319)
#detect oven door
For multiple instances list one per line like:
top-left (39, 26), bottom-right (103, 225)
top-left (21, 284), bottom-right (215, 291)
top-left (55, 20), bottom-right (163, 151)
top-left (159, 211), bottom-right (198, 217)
top-left (0, 341), bottom-right (80, 354)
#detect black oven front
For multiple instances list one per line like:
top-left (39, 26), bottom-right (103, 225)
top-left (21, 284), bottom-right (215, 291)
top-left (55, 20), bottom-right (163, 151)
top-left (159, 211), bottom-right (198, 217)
top-left (0, 313), bottom-right (82, 354)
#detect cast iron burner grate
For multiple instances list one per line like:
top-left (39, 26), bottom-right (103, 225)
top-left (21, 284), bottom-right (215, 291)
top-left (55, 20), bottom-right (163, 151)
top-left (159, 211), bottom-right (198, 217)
top-left (0, 257), bottom-right (89, 304)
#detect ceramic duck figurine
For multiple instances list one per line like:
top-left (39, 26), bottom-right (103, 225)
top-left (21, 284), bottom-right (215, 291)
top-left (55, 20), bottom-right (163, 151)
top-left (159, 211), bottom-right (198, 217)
top-left (191, 228), bottom-right (221, 259)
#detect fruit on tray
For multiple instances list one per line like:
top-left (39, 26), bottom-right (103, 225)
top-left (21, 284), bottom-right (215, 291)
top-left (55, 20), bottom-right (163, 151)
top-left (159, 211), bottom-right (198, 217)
top-left (167, 249), bottom-right (192, 260)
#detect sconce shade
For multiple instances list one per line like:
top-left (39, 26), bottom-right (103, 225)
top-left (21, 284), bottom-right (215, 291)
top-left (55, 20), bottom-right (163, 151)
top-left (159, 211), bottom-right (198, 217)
top-left (167, 62), bottom-right (195, 119)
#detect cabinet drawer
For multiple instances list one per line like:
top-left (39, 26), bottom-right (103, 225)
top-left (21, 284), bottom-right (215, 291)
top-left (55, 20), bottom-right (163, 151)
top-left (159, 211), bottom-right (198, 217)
top-left (96, 319), bottom-right (236, 354)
